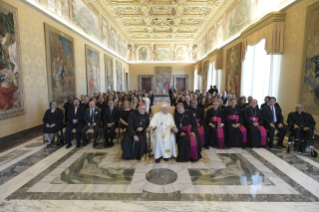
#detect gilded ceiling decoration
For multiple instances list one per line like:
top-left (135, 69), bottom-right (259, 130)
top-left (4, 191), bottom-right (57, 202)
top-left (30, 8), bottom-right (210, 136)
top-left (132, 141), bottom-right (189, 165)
top-left (90, 0), bottom-right (235, 43)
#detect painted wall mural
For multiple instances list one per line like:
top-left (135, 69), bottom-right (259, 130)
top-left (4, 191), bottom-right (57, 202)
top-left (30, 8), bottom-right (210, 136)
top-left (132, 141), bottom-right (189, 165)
top-left (300, 2), bottom-right (319, 115)
top-left (226, 43), bottom-right (242, 97)
top-left (85, 45), bottom-right (100, 97)
top-left (155, 66), bottom-right (171, 94)
top-left (0, 1), bottom-right (25, 120)
top-left (71, 0), bottom-right (99, 40)
top-left (44, 23), bottom-right (76, 106)
top-left (138, 47), bottom-right (148, 61)
top-left (29, 0), bottom-right (128, 60)
top-left (155, 45), bottom-right (171, 62)
top-left (116, 60), bottom-right (123, 92)
top-left (105, 54), bottom-right (113, 92)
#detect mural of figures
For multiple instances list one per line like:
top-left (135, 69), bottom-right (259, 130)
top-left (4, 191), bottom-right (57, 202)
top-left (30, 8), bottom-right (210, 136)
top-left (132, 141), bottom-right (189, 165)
top-left (118, 36), bottom-right (127, 58)
top-left (192, 45), bottom-right (198, 61)
top-left (199, 36), bottom-right (207, 58)
top-left (116, 60), bottom-right (123, 91)
top-left (44, 23), bottom-right (76, 105)
top-left (71, 0), bottom-right (99, 40)
top-left (300, 2), bottom-right (319, 115)
top-left (155, 45), bottom-right (170, 61)
top-left (0, 2), bottom-right (25, 119)
top-left (101, 17), bottom-right (108, 48)
top-left (226, 0), bottom-right (254, 40)
top-left (109, 26), bottom-right (117, 53)
top-left (175, 47), bottom-right (186, 61)
top-left (155, 67), bottom-right (171, 94)
top-left (226, 43), bottom-right (242, 97)
top-left (85, 45), bottom-right (100, 97)
top-left (139, 47), bottom-right (148, 61)
top-left (105, 55), bottom-right (113, 92)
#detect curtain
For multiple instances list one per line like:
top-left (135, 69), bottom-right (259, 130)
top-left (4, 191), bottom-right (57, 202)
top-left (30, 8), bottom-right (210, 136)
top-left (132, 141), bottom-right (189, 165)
top-left (2, 12), bottom-right (14, 34)
top-left (194, 69), bottom-right (198, 91)
top-left (241, 39), bottom-right (281, 106)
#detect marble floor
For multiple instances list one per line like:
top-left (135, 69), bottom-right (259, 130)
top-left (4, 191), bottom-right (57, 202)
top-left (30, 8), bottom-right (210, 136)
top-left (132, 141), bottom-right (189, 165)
top-left (0, 136), bottom-right (319, 212)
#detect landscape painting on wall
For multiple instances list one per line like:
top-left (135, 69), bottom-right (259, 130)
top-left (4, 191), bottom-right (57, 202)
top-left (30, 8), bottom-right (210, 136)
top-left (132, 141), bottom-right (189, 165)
top-left (116, 61), bottom-right (123, 92)
top-left (226, 43), bottom-right (242, 97)
top-left (105, 55), bottom-right (113, 92)
top-left (155, 67), bottom-right (171, 94)
top-left (300, 2), bottom-right (319, 115)
top-left (85, 45), bottom-right (100, 97)
top-left (0, 2), bottom-right (25, 120)
top-left (155, 45), bottom-right (170, 61)
top-left (71, 0), bottom-right (99, 40)
top-left (226, 0), bottom-right (254, 40)
top-left (44, 23), bottom-right (76, 106)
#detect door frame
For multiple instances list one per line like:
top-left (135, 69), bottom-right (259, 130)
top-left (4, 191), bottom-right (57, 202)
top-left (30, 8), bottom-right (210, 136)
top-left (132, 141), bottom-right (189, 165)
top-left (139, 75), bottom-right (154, 91)
top-left (173, 75), bottom-right (189, 91)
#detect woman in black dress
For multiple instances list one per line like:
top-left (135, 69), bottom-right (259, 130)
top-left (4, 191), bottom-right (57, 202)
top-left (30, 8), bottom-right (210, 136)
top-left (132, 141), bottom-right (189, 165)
top-left (43, 101), bottom-right (63, 146)
top-left (120, 100), bottom-right (132, 131)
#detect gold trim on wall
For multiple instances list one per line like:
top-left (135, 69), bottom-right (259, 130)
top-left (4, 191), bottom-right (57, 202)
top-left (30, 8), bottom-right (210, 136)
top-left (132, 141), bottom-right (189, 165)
top-left (241, 12), bottom-right (286, 39)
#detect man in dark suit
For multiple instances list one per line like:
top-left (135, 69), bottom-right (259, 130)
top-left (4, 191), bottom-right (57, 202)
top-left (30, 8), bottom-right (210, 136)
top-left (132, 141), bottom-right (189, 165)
top-left (183, 95), bottom-right (191, 110)
top-left (287, 104), bottom-right (316, 152)
top-left (149, 90), bottom-right (154, 106)
top-left (63, 95), bottom-right (74, 124)
top-left (81, 95), bottom-right (90, 110)
top-left (96, 95), bottom-right (106, 110)
top-left (103, 99), bottom-right (120, 148)
top-left (221, 91), bottom-right (228, 104)
top-left (169, 86), bottom-right (175, 104)
top-left (263, 97), bottom-right (286, 148)
top-left (81, 101), bottom-right (101, 147)
top-left (261, 96), bottom-right (270, 109)
top-left (65, 98), bottom-right (85, 148)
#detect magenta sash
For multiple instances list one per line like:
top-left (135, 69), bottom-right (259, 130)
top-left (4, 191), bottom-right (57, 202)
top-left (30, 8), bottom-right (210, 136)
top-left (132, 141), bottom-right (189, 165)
top-left (196, 119), bottom-right (205, 145)
top-left (210, 117), bottom-right (225, 149)
top-left (249, 117), bottom-right (267, 146)
top-left (181, 125), bottom-right (198, 160)
top-left (227, 115), bottom-right (247, 143)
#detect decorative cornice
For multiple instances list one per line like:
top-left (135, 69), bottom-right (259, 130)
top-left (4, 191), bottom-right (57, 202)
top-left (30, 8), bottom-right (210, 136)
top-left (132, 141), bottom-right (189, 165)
top-left (241, 12), bottom-right (286, 39)
top-left (207, 48), bottom-right (223, 58)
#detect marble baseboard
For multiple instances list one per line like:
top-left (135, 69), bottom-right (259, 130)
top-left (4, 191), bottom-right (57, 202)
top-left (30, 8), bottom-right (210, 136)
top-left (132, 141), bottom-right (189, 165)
top-left (0, 125), bottom-right (43, 153)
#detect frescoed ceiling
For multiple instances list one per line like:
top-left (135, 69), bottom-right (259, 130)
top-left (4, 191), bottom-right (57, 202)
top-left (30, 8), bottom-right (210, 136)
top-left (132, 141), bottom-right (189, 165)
top-left (90, 0), bottom-right (235, 43)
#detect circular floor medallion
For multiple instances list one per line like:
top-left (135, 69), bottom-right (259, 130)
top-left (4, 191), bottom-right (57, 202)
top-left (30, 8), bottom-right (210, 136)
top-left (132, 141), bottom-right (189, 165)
top-left (146, 168), bottom-right (178, 185)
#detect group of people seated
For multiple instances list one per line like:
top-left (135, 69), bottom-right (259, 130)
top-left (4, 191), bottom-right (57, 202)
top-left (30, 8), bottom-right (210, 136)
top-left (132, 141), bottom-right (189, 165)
top-left (42, 86), bottom-right (316, 163)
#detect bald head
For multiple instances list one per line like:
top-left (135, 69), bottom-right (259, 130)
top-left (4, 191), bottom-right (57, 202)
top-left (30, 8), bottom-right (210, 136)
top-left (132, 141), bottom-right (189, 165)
top-left (295, 104), bottom-right (304, 113)
top-left (250, 99), bottom-right (257, 108)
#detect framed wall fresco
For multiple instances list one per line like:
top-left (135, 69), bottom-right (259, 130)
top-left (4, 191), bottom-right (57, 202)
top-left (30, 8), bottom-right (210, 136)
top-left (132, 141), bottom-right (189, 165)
top-left (105, 54), bottom-right (113, 92)
top-left (226, 43), bottom-right (242, 97)
top-left (155, 67), bottom-right (172, 94)
top-left (118, 35), bottom-right (127, 58)
top-left (154, 45), bottom-right (171, 62)
top-left (116, 60), bottom-right (123, 91)
top-left (0, 1), bottom-right (25, 120)
top-left (100, 17), bottom-right (108, 48)
top-left (175, 46), bottom-right (187, 61)
top-left (71, 0), bottom-right (99, 40)
top-left (138, 47), bottom-right (148, 61)
top-left (85, 45), bottom-right (100, 97)
top-left (226, 0), bottom-right (254, 40)
top-left (300, 2), bottom-right (319, 115)
top-left (44, 23), bottom-right (76, 106)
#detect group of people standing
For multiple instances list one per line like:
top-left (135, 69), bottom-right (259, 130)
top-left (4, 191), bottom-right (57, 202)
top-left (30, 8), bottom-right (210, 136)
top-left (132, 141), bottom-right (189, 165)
top-left (43, 86), bottom-right (316, 163)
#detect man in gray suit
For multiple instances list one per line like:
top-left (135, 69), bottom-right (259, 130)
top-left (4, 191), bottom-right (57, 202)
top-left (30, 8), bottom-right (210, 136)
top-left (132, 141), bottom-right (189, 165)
top-left (81, 101), bottom-right (101, 147)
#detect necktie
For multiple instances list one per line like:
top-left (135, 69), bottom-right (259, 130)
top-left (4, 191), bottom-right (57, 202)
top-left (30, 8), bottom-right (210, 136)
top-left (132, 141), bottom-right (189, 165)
top-left (90, 109), bottom-right (94, 123)
top-left (272, 106), bottom-right (276, 123)
top-left (75, 107), bottom-right (77, 115)
top-left (110, 108), bottom-right (113, 114)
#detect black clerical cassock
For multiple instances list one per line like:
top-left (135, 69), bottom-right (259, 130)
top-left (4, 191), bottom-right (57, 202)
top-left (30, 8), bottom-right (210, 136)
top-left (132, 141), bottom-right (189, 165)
top-left (174, 110), bottom-right (202, 162)
top-left (287, 111), bottom-right (316, 151)
top-left (190, 106), bottom-right (208, 147)
top-left (121, 110), bottom-right (150, 160)
top-left (224, 106), bottom-right (247, 147)
top-left (206, 108), bottom-right (225, 148)
top-left (243, 106), bottom-right (267, 148)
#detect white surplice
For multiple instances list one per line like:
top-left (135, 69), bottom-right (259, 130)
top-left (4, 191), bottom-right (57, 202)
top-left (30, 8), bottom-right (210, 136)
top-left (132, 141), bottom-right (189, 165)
top-left (150, 112), bottom-right (177, 159)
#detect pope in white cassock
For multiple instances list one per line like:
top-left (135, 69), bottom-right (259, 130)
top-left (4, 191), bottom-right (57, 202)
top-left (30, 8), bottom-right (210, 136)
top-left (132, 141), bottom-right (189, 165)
top-left (150, 104), bottom-right (178, 163)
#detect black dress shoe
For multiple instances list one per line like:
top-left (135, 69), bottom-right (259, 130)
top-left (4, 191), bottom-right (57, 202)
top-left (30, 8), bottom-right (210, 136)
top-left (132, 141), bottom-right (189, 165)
top-left (136, 157), bottom-right (141, 161)
top-left (109, 143), bottom-right (114, 148)
top-left (155, 158), bottom-right (161, 163)
top-left (66, 143), bottom-right (72, 149)
top-left (76, 145), bottom-right (81, 148)
top-left (203, 144), bottom-right (209, 149)
top-left (268, 142), bottom-right (273, 148)
top-left (93, 142), bottom-right (97, 147)
top-left (163, 158), bottom-right (169, 161)
top-left (83, 142), bottom-right (87, 147)
top-left (277, 144), bottom-right (285, 148)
